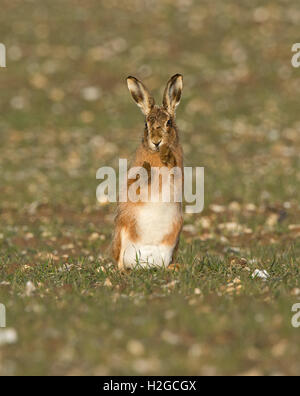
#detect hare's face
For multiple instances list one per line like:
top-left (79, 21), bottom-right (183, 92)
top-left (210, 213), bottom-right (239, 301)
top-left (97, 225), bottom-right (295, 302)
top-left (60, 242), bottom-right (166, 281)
top-left (127, 74), bottom-right (183, 152)
top-left (145, 107), bottom-right (175, 151)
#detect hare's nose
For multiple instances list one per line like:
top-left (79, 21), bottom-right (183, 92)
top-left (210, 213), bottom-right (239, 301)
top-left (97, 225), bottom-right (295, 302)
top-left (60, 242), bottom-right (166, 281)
top-left (154, 141), bottom-right (162, 148)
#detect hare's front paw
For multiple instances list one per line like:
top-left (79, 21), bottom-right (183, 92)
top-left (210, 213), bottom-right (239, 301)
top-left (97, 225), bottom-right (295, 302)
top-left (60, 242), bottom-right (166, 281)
top-left (160, 144), bottom-right (176, 167)
top-left (142, 161), bottom-right (152, 182)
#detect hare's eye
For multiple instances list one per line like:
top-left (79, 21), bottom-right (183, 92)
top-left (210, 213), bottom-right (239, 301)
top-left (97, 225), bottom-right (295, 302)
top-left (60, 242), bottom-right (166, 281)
top-left (167, 119), bottom-right (172, 127)
top-left (145, 121), bottom-right (148, 129)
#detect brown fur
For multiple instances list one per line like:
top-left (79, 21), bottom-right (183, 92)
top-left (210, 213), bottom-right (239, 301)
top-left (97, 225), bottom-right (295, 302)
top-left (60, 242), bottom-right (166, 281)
top-left (112, 74), bottom-right (184, 267)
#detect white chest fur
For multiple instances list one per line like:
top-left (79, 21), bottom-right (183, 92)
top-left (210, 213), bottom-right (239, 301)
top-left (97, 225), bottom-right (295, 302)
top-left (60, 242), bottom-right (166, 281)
top-left (136, 202), bottom-right (180, 245)
top-left (121, 202), bottom-right (181, 268)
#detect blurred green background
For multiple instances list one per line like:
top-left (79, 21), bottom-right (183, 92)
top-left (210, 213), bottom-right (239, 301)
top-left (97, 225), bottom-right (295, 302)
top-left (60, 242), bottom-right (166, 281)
top-left (0, 0), bottom-right (299, 376)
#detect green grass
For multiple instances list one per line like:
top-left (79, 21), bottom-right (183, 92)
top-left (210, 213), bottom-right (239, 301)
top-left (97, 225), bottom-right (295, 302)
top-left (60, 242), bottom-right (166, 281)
top-left (0, 0), bottom-right (300, 375)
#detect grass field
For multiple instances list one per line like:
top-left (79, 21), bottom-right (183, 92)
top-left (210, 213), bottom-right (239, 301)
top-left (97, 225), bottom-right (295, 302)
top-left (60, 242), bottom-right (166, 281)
top-left (0, 0), bottom-right (300, 375)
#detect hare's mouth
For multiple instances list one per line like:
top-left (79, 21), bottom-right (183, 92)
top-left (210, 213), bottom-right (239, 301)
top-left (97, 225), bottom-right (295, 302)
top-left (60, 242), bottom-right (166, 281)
top-left (150, 146), bottom-right (160, 153)
top-left (149, 146), bottom-right (159, 153)
top-left (150, 140), bottom-right (162, 152)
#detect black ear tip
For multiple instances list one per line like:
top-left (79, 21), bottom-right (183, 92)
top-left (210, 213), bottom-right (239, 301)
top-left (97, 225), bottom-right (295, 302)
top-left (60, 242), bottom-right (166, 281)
top-left (173, 74), bottom-right (183, 80)
top-left (127, 75), bottom-right (137, 81)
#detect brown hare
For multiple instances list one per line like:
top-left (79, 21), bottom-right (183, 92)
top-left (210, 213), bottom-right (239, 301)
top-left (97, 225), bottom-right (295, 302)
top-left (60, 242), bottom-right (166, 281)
top-left (113, 74), bottom-right (184, 269)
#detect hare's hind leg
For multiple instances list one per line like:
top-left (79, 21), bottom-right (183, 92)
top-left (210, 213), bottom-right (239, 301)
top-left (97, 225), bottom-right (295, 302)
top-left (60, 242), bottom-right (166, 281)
top-left (171, 238), bottom-right (180, 263)
top-left (112, 224), bottom-right (123, 268)
top-left (161, 218), bottom-right (183, 262)
top-left (166, 239), bottom-right (181, 271)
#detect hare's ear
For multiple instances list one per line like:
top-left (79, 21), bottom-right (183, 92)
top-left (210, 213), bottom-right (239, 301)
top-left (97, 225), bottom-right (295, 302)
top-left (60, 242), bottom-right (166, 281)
top-left (127, 76), bottom-right (155, 116)
top-left (163, 74), bottom-right (183, 115)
